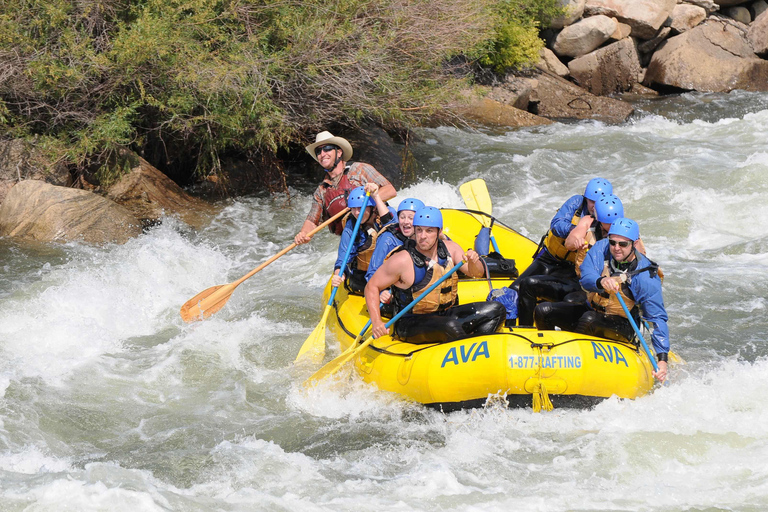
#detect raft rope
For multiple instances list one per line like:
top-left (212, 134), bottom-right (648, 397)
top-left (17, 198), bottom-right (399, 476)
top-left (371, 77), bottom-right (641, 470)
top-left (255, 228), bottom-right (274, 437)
top-left (531, 345), bottom-right (554, 413)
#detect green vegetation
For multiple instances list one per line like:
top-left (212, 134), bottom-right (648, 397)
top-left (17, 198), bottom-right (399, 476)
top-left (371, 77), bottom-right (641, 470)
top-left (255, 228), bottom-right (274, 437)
top-left (0, 0), bottom-right (562, 187)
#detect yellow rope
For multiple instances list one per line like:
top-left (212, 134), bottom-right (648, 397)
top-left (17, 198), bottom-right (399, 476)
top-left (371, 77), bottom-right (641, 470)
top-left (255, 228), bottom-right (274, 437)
top-left (531, 347), bottom-right (554, 412)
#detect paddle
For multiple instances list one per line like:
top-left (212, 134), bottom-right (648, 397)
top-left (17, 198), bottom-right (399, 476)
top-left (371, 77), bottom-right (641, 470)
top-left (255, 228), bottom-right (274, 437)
top-left (459, 179), bottom-right (501, 254)
top-left (180, 208), bottom-right (351, 323)
top-left (305, 261), bottom-right (464, 385)
top-left (615, 292), bottom-right (659, 373)
top-left (295, 193), bottom-right (371, 364)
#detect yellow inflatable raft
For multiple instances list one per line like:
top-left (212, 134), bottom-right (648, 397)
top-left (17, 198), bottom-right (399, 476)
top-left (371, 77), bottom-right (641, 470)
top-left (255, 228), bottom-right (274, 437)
top-left (325, 209), bottom-right (659, 411)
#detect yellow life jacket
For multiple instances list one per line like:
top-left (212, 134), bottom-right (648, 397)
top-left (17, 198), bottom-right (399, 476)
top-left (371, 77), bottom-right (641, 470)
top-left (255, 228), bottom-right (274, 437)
top-left (587, 260), bottom-right (637, 317)
top-left (355, 223), bottom-right (380, 271)
top-left (542, 211), bottom-right (581, 263)
top-left (394, 240), bottom-right (459, 315)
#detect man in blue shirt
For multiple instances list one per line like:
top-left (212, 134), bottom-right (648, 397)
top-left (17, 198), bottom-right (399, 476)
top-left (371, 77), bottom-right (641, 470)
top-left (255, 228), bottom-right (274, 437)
top-left (513, 178), bottom-right (613, 325)
top-left (580, 218), bottom-right (669, 381)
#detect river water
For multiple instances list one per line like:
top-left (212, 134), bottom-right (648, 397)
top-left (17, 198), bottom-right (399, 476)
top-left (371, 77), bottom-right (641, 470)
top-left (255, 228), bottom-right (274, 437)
top-left (1, 91), bottom-right (768, 511)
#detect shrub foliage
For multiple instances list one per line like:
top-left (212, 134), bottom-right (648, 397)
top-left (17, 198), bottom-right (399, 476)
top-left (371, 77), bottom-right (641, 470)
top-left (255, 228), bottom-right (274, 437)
top-left (0, 0), bottom-right (560, 185)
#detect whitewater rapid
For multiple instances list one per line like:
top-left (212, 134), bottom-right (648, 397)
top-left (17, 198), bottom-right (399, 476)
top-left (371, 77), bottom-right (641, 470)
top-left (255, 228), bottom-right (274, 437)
top-left (1, 91), bottom-right (767, 511)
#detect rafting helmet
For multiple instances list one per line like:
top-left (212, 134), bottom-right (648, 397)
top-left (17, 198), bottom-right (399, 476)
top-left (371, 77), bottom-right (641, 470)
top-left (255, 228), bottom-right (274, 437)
top-left (397, 198), bottom-right (425, 213)
top-left (413, 207), bottom-right (443, 229)
top-left (346, 186), bottom-right (369, 209)
top-left (608, 217), bottom-right (640, 241)
top-left (595, 195), bottom-right (624, 224)
top-left (584, 178), bottom-right (613, 201)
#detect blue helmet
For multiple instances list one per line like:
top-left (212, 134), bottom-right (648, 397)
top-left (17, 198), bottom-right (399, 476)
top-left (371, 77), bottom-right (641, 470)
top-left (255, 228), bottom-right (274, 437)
top-left (595, 195), bottom-right (624, 223)
top-left (608, 217), bottom-right (639, 241)
top-left (397, 198), bottom-right (425, 213)
top-left (413, 207), bottom-right (442, 229)
top-left (347, 186), bottom-right (369, 209)
top-left (584, 178), bottom-right (613, 201)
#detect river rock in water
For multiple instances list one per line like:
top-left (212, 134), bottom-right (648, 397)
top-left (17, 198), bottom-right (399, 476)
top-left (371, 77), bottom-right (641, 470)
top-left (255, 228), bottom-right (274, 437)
top-left (0, 180), bottom-right (141, 244)
top-left (105, 150), bottom-right (215, 229)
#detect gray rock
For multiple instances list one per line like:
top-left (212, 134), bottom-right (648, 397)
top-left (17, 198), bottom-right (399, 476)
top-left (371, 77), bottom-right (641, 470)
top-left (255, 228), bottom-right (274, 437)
top-left (725, 6), bottom-right (752, 22)
top-left (105, 150), bottom-right (215, 229)
top-left (0, 180), bottom-right (142, 244)
top-left (551, 0), bottom-right (587, 29)
top-left (536, 48), bottom-right (571, 76)
top-left (568, 38), bottom-right (643, 95)
top-left (532, 70), bottom-right (635, 123)
top-left (682, 0), bottom-right (720, 14)
top-left (714, 0), bottom-right (750, 6)
top-left (669, 4), bottom-right (708, 33)
top-left (748, 9), bottom-right (768, 54)
top-left (751, 0), bottom-right (768, 19)
top-left (553, 15), bottom-right (618, 57)
top-left (644, 18), bottom-right (768, 91)
top-left (585, 0), bottom-right (678, 39)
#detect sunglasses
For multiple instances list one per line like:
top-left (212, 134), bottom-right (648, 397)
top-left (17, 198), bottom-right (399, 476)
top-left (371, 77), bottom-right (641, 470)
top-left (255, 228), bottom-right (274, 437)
top-left (314, 144), bottom-right (338, 156)
top-left (609, 239), bottom-right (632, 248)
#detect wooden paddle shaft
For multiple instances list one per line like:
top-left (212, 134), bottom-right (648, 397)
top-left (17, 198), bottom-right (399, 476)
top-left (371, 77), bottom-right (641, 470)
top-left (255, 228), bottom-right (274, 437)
top-left (232, 207), bottom-right (350, 287)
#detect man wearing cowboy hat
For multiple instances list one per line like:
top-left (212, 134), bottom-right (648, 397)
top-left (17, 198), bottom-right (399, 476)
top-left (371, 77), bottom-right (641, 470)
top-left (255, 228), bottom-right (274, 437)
top-left (294, 131), bottom-right (397, 245)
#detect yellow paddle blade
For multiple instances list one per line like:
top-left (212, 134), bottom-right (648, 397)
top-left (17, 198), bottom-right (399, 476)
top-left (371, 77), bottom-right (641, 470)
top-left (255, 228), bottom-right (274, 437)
top-left (180, 283), bottom-right (236, 323)
top-left (304, 336), bottom-right (374, 386)
top-left (295, 305), bottom-right (332, 364)
top-left (669, 351), bottom-right (685, 365)
top-left (459, 179), bottom-right (493, 227)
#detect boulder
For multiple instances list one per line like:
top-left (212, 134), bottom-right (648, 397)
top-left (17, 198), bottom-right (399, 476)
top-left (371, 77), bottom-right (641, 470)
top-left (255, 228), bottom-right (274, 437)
top-left (669, 4), bottom-right (708, 33)
top-left (568, 38), bottom-right (643, 95)
top-left (644, 18), bottom-right (768, 92)
top-left (0, 180), bottom-right (141, 244)
top-left (725, 6), bottom-right (752, 23)
top-left (551, 0), bottom-right (587, 29)
top-left (751, 0), bottom-right (768, 19)
top-left (638, 27), bottom-right (673, 65)
top-left (536, 48), bottom-right (571, 76)
top-left (553, 15), bottom-right (618, 58)
top-left (0, 139), bottom-right (71, 206)
top-left (609, 19), bottom-right (633, 40)
top-left (531, 70), bottom-right (635, 123)
top-left (454, 96), bottom-right (554, 128)
top-left (584, 0), bottom-right (678, 39)
top-left (682, 0), bottom-right (720, 13)
top-left (749, 10), bottom-right (768, 55)
top-left (713, 0), bottom-right (750, 5)
top-left (104, 150), bottom-right (215, 229)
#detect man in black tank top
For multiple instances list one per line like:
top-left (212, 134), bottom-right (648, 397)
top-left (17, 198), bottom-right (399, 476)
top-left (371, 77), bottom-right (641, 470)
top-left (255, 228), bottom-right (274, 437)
top-left (365, 207), bottom-right (506, 344)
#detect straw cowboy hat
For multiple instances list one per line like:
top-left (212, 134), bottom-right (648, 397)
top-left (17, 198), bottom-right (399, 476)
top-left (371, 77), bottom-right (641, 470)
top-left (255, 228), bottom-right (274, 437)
top-left (305, 131), bottom-right (353, 163)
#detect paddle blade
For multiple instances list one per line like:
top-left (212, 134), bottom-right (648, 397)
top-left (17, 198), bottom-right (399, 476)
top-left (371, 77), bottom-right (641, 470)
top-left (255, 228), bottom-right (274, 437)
top-left (459, 179), bottom-right (493, 226)
top-left (305, 337), bottom-right (374, 386)
top-left (295, 305), bottom-right (332, 364)
top-left (180, 284), bottom-right (235, 323)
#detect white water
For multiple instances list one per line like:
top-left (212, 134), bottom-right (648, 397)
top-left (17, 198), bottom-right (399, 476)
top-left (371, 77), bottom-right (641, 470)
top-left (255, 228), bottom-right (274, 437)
top-left (2, 91), bottom-right (768, 510)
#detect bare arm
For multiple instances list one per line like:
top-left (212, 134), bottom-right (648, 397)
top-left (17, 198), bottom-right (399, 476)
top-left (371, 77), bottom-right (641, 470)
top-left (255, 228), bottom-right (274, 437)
top-left (294, 219), bottom-right (318, 245)
top-left (365, 253), bottom-right (408, 339)
top-left (445, 240), bottom-right (483, 278)
top-left (378, 183), bottom-right (397, 202)
top-left (565, 215), bottom-right (593, 251)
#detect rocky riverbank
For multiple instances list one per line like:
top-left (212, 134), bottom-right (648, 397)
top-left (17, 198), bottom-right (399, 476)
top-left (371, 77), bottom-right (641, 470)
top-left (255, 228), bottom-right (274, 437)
top-left (2, 0), bottom-right (767, 245)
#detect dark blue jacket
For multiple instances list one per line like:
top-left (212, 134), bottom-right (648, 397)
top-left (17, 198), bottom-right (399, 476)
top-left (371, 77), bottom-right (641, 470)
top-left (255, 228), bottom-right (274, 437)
top-left (550, 194), bottom-right (588, 238)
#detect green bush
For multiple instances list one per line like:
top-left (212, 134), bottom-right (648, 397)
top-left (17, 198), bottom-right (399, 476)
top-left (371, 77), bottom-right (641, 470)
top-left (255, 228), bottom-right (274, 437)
top-left (480, 0), bottom-right (565, 73)
top-left (0, 0), bottom-right (554, 186)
